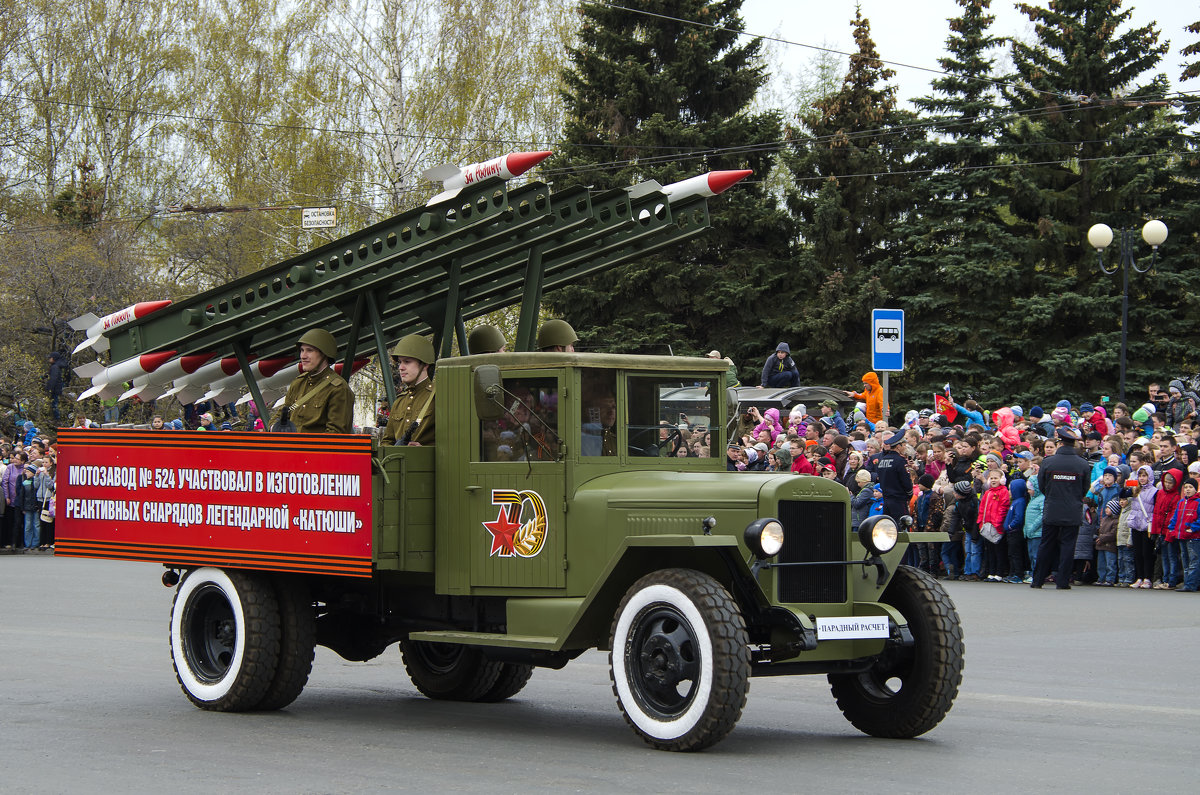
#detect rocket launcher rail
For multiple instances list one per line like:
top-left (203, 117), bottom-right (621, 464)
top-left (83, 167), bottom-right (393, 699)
top-left (105, 172), bottom-right (723, 420)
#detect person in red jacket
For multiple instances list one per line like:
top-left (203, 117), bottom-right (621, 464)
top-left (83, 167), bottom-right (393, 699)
top-left (1164, 476), bottom-right (1198, 589)
top-left (1151, 468), bottom-right (1183, 588)
top-left (976, 470), bottom-right (1011, 581)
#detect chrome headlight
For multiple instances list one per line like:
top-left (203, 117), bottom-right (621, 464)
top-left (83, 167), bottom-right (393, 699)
top-left (858, 515), bottom-right (899, 555)
top-left (744, 518), bottom-right (785, 560)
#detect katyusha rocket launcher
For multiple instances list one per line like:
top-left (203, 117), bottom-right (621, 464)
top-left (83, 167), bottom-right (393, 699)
top-left (81, 158), bottom-right (748, 423)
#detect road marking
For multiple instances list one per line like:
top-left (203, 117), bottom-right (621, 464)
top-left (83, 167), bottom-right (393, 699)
top-left (964, 690), bottom-right (1200, 717)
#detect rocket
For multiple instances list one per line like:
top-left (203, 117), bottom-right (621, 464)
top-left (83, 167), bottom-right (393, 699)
top-left (75, 351), bottom-right (179, 401)
top-left (69, 300), bottom-right (173, 354)
top-left (120, 353), bottom-right (216, 401)
top-left (163, 357), bottom-right (242, 405)
top-left (424, 151), bottom-right (553, 205)
top-left (661, 170), bottom-right (752, 200)
top-left (201, 357), bottom-right (294, 405)
top-left (630, 169), bottom-right (751, 221)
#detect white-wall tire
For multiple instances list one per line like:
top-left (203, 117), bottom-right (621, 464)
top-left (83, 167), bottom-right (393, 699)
top-left (169, 567), bottom-right (281, 711)
top-left (609, 568), bottom-right (749, 751)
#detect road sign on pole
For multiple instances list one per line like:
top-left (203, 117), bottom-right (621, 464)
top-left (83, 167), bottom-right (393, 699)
top-left (872, 308), bottom-right (904, 372)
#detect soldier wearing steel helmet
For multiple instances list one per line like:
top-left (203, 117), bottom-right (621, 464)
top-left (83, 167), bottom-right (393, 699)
top-left (538, 318), bottom-right (577, 352)
top-left (383, 334), bottom-right (436, 446)
top-left (271, 329), bottom-right (354, 433)
top-left (467, 323), bottom-right (507, 355)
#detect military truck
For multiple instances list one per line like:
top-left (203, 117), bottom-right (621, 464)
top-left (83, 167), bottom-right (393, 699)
top-left (55, 165), bottom-right (963, 751)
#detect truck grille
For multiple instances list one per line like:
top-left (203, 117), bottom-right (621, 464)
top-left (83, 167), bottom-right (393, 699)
top-left (776, 500), bottom-right (847, 603)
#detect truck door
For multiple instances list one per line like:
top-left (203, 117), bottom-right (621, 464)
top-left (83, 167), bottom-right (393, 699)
top-left (466, 373), bottom-right (566, 589)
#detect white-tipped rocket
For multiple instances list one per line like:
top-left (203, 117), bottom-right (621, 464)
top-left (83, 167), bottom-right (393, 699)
top-left (69, 300), bottom-right (173, 354)
top-left (424, 150), bottom-right (553, 205)
top-left (164, 357), bottom-right (242, 405)
top-left (631, 169), bottom-right (752, 220)
top-left (74, 351), bottom-right (178, 401)
top-left (201, 357), bottom-right (294, 405)
top-left (120, 353), bottom-right (216, 401)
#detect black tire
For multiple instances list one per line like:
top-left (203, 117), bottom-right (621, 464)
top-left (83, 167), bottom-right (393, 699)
top-left (399, 641), bottom-right (503, 701)
top-left (476, 663), bottom-right (534, 703)
top-left (254, 577), bottom-right (316, 711)
top-left (828, 564), bottom-right (964, 738)
top-left (170, 567), bottom-right (281, 711)
top-left (609, 568), bottom-right (750, 752)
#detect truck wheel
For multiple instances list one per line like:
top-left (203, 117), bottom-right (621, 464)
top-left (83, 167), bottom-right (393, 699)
top-left (609, 568), bottom-right (749, 751)
top-left (828, 565), bottom-right (964, 738)
top-left (399, 641), bottom-right (502, 701)
top-left (170, 567), bottom-right (281, 711)
top-left (254, 578), bottom-right (316, 711)
top-left (475, 663), bottom-right (534, 703)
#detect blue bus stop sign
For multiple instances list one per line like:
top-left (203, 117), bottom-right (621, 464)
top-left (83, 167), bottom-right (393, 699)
top-left (872, 308), bottom-right (904, 371)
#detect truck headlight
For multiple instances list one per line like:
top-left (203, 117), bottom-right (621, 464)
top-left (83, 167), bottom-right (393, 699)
top-left (858, 515), bottom-right (898, 555)
top-left (744, 518), bottom-right (785, 559)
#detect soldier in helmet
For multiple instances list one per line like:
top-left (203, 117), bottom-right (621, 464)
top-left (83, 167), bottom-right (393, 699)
top-left (271, 329), bottom-right (354, 433)
top-left (467, 323), bottom-right (507, 355)
top-left (538, 318), bottom-right (577, 352)
top-left (383, 334), bottom-right (436, 446)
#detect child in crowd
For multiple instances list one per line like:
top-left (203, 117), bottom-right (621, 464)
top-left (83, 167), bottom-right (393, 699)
top-left (1116, 486), bottom-right (1136, 587)
top-left (851, 470), bottom-right (877, 526)
top-left (1166, 477), bottom-right (1199, 590)
top-left (1094, 498), bottom-right (1120, 585)
top-left (1128, 465), bottom-right (1158, 588)
top-left (977, 470), bottom-right (1010, 581)
top-left (1151, 468), bottom-right (1183, 588)
top-left (914, 474), bottom-right (944, 576)
top-left (941, 481), bottom-right (978, 580)
top-left (1023, 469), bottom-right (1044, 581)
top-left (1175, 478), bottom-right (1200, 592)
top-left (1003, 476), bottom-right (1029, 582)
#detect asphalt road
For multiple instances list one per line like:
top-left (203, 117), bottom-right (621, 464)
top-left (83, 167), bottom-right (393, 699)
top-left (3, 554), bottom-right (1198, 793)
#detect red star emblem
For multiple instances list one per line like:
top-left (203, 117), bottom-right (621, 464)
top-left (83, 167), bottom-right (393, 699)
top-left (483, 506), bottom-right (522, 557)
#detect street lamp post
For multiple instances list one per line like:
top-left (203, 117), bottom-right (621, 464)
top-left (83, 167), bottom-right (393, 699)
top-left (1087, 219), bottom-right (1168, 404)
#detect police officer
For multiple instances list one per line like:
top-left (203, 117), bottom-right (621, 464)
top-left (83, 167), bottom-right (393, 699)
top-left (467, 324), bottom-right (507, 354)
top-left (875, 429), bottom-right (913, 521)
top-left (538, 319), bottom-right (577, 352)
top-left (383, 334), bottom-right (435, 446)
top-left (271, 329), bottom-right (354, 433)
top-left (1031, 426), bottom-right (1092, 589)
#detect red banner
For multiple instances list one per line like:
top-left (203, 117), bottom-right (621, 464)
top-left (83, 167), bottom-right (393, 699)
top-left (934, 394), bottom-right (958, 423)
top-left (54, 429), bottom-right (374, 577)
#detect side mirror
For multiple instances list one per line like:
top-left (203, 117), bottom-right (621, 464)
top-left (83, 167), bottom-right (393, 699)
top-left (473, 365), bottom-right (505, 420)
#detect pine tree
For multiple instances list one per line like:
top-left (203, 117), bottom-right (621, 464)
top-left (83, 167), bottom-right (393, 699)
top-left (547, 0), bottom-right (793, 375)
top-left (1000, 0), bottom-right (1189, 399)
top-left (888, 0), bottom-right (1024, 407)
top-left (780, 9), bottom-right (922, 386)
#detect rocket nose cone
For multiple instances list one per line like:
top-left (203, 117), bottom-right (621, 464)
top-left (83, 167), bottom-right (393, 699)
top-left (705, 169), bottom-right (752, 195)
top-left (132, 299), bottom-right (173, 318)
top-left (504, 150), bottom-right (554, 177)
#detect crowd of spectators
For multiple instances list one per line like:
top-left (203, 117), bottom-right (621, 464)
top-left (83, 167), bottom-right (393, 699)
top-left (729, 369), bottom-right (1200, 591)
top-left (1, 425), bottom-right (58, 553)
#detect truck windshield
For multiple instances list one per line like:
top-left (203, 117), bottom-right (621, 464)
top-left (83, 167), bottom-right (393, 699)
top-left (627, 376), bottom-right (718, 459)
top-left (480, 377), bottom-right (559, 462)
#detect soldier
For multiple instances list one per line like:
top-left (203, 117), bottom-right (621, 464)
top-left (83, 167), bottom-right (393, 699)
top-left (271, 329), bottom-right (354, 434)
top-left (383, 334), bottom-right (436, 446)
top-left (467, 324), bottom-right (507, 354)
top-left (538, 319), bottom-right (577, 352)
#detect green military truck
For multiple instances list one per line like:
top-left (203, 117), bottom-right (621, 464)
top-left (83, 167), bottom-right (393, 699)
top-left (56, 165), bottom-right (963, 751)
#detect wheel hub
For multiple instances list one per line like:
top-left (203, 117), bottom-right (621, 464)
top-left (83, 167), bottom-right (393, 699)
top-left (627, 605), bottom-right (700, 718)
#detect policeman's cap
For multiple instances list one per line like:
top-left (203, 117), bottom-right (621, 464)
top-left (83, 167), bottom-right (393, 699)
top-left (1057, 427), bottom-right (1082, 442)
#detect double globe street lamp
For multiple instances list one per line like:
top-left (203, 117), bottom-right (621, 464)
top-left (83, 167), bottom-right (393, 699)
top-left (1086, 219), bottom-right (1168, 404)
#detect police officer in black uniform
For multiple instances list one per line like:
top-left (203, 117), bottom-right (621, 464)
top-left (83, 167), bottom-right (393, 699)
top-left (1031, 427), bottom-right (1093, 589)
top-left (875, 429), bottom-right (913, 521)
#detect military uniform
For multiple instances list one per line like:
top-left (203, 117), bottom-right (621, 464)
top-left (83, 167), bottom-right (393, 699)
top-left (383, 378), bottom-right (435, 445)
top-left (272, 366), bottom-right (354, 434)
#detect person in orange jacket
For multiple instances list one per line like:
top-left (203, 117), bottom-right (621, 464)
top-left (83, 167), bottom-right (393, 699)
top-left (846, 372), bottom-right (885, 425)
